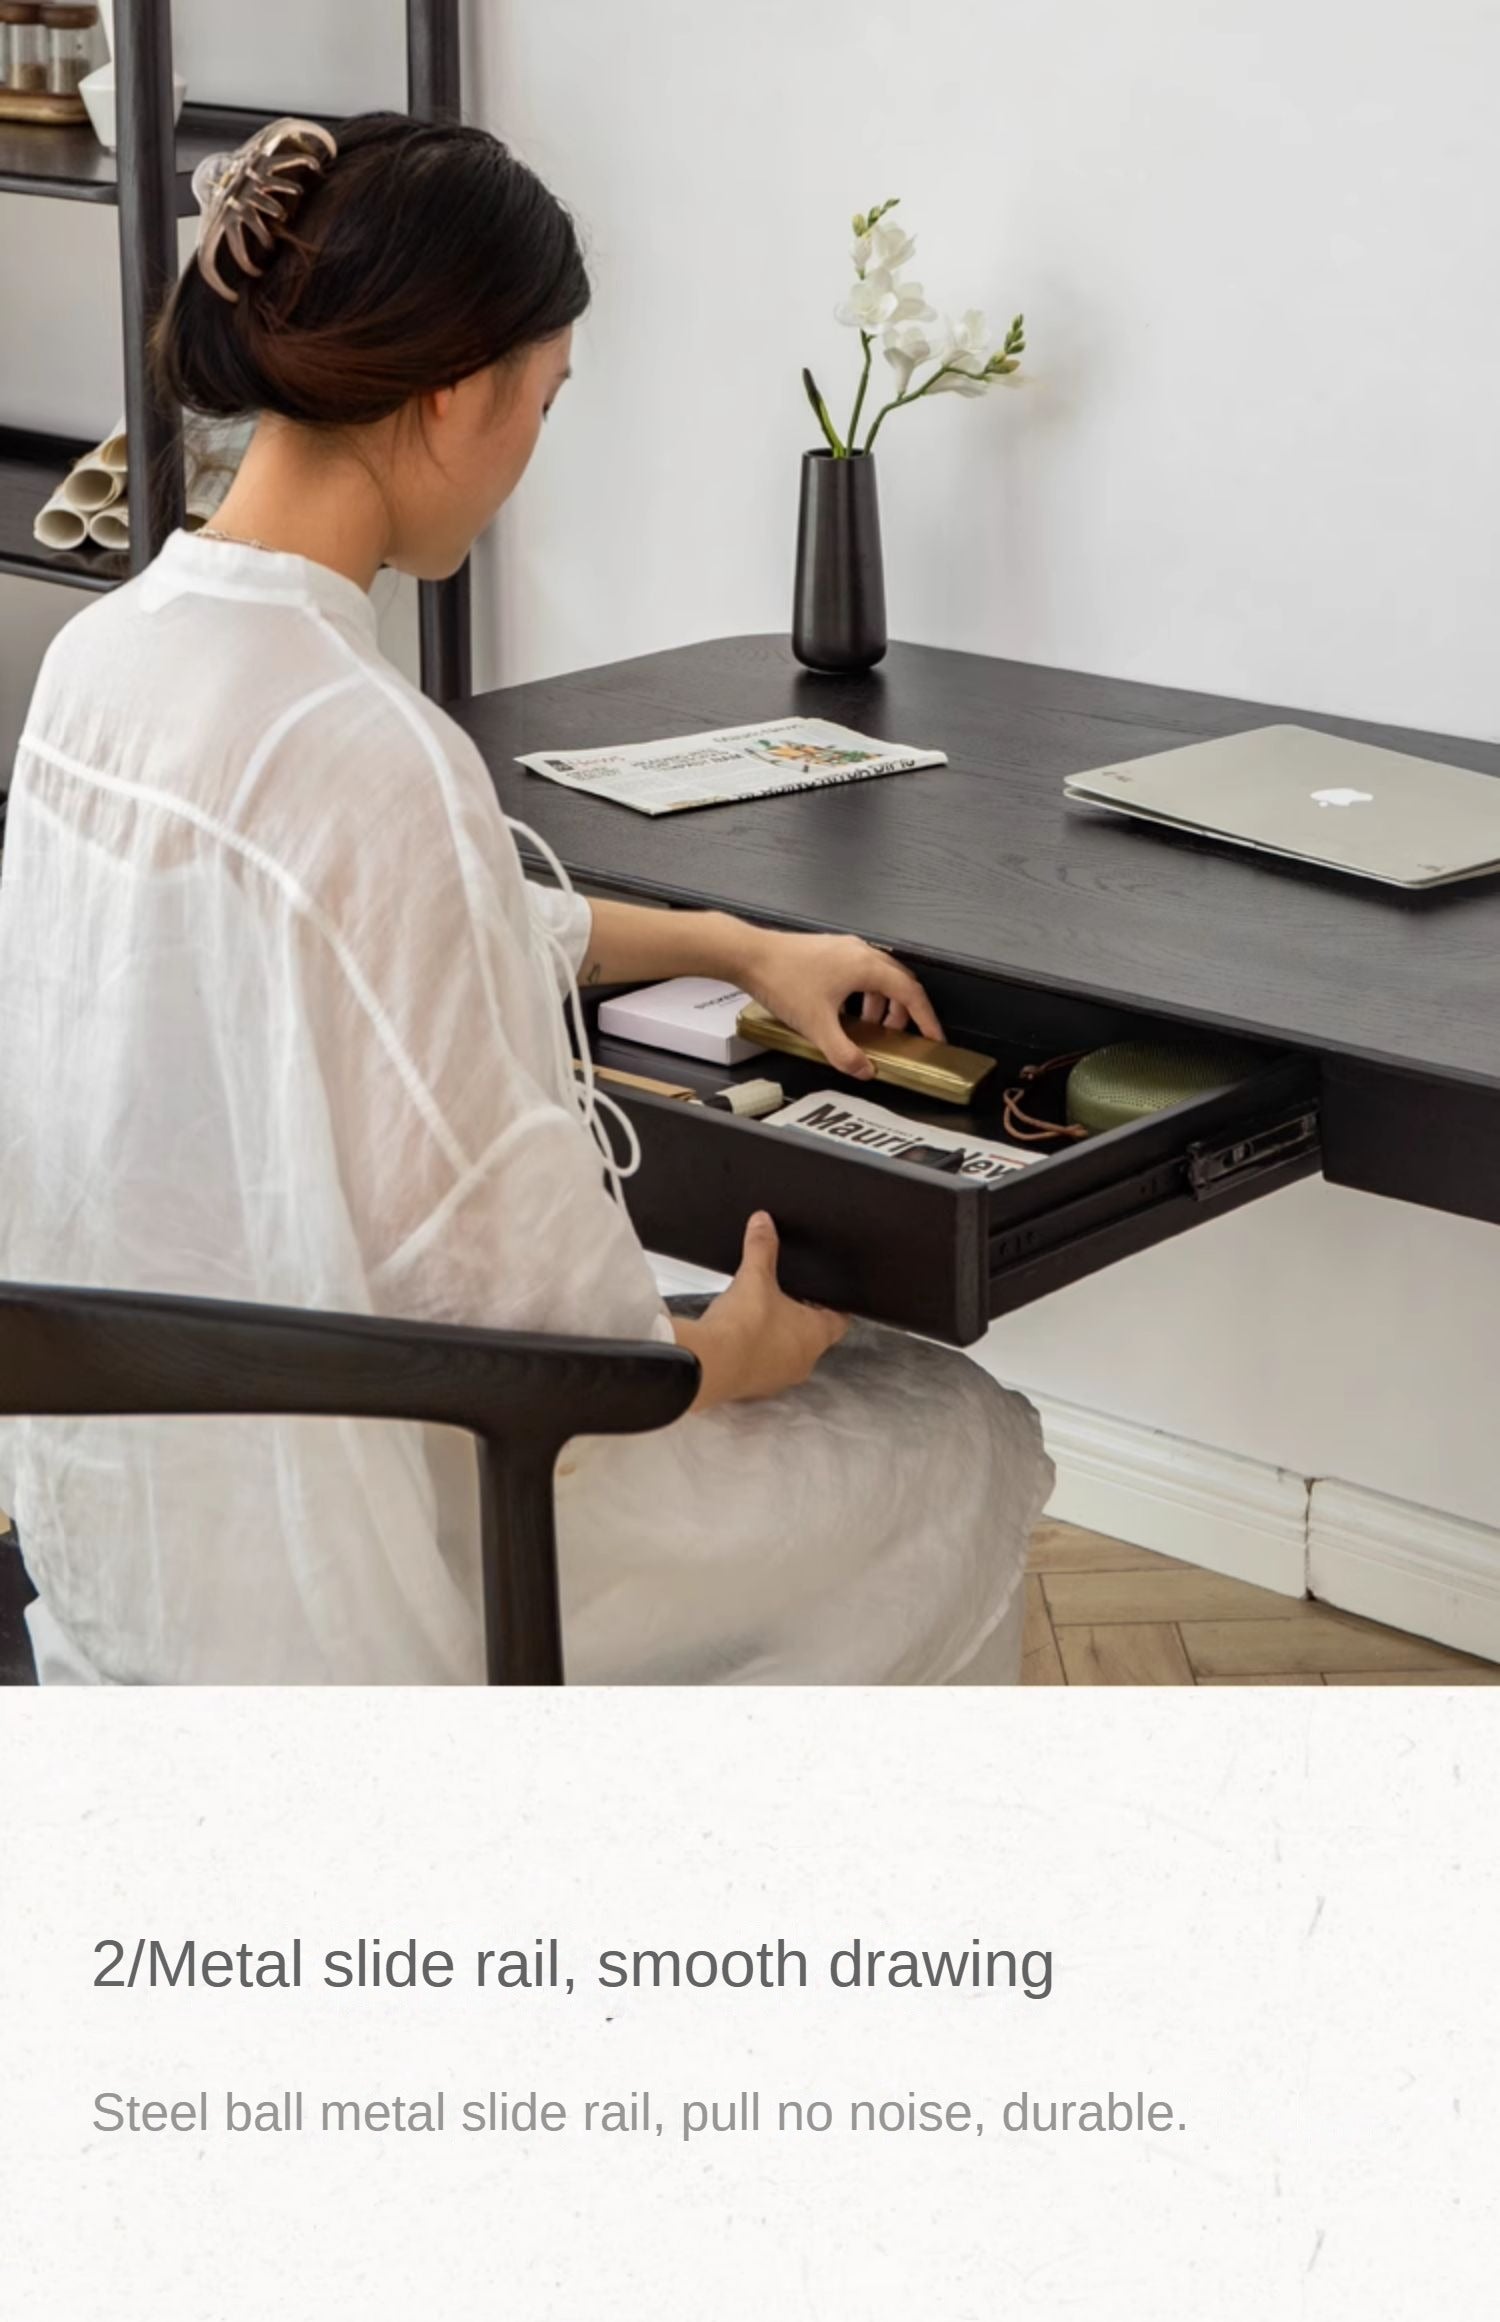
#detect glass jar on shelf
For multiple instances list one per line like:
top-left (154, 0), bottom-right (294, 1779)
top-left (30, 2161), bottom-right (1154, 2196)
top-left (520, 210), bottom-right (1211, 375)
top-left (0, 4), bottom-right (48, 95)
top-left (39, 2), bottom-right (99, 95)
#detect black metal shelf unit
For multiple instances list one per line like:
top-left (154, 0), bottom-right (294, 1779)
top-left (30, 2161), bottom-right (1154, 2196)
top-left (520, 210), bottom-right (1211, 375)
top-left (0, 99), bottom-right (302, 206)
top-left (0, 0), bottom-right (470, 703)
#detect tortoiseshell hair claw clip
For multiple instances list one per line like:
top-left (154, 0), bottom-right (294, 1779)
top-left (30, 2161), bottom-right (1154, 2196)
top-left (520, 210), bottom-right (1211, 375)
top-left (192, 117), bottom-right (338, 305)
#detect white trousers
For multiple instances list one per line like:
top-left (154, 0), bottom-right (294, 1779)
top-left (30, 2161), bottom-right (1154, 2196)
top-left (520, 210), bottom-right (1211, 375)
top-left (28, 1575), bottom-right (1028, 1686)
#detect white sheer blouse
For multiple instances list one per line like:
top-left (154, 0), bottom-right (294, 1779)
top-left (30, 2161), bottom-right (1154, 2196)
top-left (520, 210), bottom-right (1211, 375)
top-left (0, 532), bottom-right (676, 1680)
top-left (0, 531), bottom-right (1050, 1685)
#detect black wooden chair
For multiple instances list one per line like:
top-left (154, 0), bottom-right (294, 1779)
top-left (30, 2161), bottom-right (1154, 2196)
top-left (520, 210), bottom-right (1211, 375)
top-left (0, 1282), bottom-right (698, 1687)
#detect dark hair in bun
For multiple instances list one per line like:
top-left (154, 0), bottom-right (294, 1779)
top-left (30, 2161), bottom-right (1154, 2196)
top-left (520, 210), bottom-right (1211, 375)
top-left (153, 113), bottom-right (591, 426)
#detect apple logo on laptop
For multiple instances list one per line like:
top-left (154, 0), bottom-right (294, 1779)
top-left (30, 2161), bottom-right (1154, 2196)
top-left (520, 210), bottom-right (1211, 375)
top-left (1310, 786), bottom-right (1375, 808)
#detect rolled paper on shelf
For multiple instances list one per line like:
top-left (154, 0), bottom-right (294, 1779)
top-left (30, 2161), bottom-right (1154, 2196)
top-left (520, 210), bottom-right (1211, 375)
top-left (34, 413), bottom-right (249, 558)
top-left (57, 459), bottom-right (122, 515)
top-left (33, 490), bottom-right (89, 551)
top-left (86, 504), bottom-right (130, 551)
top-left (33, 417), bottom-right (127, 545)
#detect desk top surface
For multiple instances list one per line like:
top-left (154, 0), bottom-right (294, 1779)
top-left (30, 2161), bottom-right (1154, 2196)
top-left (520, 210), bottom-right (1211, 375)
top-left (454, 634), bottom-right (1500, 1093)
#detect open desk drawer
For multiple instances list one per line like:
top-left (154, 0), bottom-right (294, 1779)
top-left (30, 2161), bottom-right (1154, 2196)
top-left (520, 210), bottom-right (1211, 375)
top-left (599, 967), bottom-right (1322, 1346)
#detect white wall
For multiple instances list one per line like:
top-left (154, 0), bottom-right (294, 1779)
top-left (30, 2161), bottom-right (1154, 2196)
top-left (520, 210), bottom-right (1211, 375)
top-left (476, 0), bottom-right (1500, 1528)
top-left (478, 0), bottom-right (1500, 737)
top-left (3, 3), bottom-right (1497, 1527)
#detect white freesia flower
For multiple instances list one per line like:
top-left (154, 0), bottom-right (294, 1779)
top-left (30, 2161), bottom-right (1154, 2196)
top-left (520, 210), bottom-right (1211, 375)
top-left (836, 268), bottom-right (896, 329)
top-left (836, 268), bottom-right (936, 332)
top-left (942, 307), bottom-right (993, 374)
top-left (881, 320), bottom-right (937, 395)
top-left (810, 199), bottom-right (1026, 455)
top-left (869, 217), bottom-right (916, 269)
top-left (889, 276), bottom-right (936, 324)
top-left (850, 215), bottom-right (916, 272)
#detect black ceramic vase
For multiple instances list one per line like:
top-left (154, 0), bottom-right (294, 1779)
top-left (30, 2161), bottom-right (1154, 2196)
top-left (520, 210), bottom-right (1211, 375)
top-left (792, 449), bottom-right (888, 674)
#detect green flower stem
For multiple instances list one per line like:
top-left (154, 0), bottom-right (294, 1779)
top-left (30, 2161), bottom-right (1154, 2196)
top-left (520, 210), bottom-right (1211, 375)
top-left (802, 366), bottom-right (847, 456)
top-left (846, 332), bottom-right (874, 451)
top-left (862, 362), bottom-right (972, 451)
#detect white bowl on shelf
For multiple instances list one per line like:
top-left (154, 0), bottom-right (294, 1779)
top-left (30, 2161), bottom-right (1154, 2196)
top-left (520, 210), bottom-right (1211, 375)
top-left (79, 62), bottom-right (187, 155)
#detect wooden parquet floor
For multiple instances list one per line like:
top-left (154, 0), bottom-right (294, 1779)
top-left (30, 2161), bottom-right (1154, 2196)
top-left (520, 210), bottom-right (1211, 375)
top-left (1023, 1521), bottom-right (1500, 1686)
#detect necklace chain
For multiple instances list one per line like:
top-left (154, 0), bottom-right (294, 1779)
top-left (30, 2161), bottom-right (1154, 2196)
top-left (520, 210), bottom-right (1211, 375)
top-left (198, 523), bottom-right (272, 553)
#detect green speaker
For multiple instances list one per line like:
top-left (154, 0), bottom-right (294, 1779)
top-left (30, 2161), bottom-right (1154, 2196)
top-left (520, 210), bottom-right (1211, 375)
top-left (1065, 1040), bottom-right (1264, 1134)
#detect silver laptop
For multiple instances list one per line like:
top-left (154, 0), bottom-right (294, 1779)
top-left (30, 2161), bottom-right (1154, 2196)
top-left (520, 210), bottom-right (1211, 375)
top-left (1063, 724), bottom-right (1500, 888)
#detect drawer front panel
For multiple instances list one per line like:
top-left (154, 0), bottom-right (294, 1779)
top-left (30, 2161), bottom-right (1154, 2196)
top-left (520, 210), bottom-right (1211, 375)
top-left (613, 1054), bottom-right (1322, 1346)
top-left (614, 1088), bottom-right (990, 1344)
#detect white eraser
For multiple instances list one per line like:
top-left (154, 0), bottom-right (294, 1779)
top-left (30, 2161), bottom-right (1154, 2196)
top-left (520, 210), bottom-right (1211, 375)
top-left (597, 977), bottom-right (769, 1066)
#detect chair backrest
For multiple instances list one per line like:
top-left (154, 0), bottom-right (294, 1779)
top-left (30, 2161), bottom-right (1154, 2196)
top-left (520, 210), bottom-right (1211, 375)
top-left (0, 1282), bottom-right (699, 1685)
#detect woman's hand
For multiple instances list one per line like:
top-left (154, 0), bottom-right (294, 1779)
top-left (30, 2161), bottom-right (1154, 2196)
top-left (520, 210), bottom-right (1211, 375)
top-left (577, 897), bottom-right (943, 1081)
top-left (672, 1213), bottom-right (848, 1411)
top-left (731, 927), bottom-right (945, 1081)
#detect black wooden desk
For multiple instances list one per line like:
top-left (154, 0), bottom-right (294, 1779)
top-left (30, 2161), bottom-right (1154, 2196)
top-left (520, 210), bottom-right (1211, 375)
top-left (454, 636), bottom-right (1500, 1340)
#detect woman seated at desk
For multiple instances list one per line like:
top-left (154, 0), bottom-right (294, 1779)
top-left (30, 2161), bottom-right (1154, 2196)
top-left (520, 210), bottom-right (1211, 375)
top-left (0, 115), bottom-right (1050, 1687)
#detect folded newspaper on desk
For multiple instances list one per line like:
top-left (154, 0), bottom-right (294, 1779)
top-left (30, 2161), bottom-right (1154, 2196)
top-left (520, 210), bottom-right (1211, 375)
top-left (767, 1091), bottom-right (1042, 1185)
top-left (516, 718), bottom-right (947, 817)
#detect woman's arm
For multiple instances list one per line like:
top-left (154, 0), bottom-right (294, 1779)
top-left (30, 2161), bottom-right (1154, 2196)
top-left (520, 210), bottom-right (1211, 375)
top-left (580, 899), bottom-right (756, 990)
top-left (580, 898), bottom-right (946, 1082)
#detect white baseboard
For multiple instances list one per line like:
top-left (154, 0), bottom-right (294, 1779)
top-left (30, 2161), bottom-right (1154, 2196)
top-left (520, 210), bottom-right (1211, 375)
top-left (1017, 1389), bottom-right (1500, 1662)
top-left (1027, 1393), bottom-right (1310, 1596)
top-left (1309, 1482), bottom-right (1500, 1666)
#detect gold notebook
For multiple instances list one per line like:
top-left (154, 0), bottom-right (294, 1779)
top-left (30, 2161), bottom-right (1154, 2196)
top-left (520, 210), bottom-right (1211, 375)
top-left (737, 1002), bottom-right (997, 1106)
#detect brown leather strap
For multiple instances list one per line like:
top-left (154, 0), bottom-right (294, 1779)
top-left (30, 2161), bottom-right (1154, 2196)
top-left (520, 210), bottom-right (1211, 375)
top-left (1001, 1052), bottom-right (1092, 1144)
